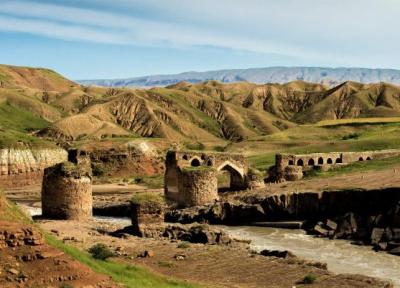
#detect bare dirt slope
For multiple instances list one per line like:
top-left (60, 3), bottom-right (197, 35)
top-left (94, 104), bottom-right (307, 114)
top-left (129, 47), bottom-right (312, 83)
top-left (0, 221), bottom-right (116, 288)
top-left (0, 192), bottom-right (117, 288)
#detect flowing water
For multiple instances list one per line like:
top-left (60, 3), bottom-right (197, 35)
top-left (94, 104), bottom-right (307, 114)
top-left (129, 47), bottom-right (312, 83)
top-left (19, 203), bottom-right (400, 286)
top-left (19, 204), bottom-right (131, 226)
top-left (219, 225), bottom-right (400, 287)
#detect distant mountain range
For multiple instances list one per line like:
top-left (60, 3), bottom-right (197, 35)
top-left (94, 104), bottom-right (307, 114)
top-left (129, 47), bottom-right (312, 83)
top-left (77, 67), bottom-right (400, 87)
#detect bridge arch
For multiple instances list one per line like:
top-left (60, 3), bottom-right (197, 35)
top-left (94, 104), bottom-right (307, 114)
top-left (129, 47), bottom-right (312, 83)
top-left (216, 161), bottom-right (246, 191)
top-left (190, 157), bottom-right (201, 167)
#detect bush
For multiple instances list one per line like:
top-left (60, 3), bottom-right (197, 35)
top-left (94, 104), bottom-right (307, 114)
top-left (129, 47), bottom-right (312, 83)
top-left (177, 242), bottom-right (190, 249)
top-left (92, 163), bottom-right (106, 176)
top-left (88, 243), bottom-right (114, 260)
top-left (213, 146), bottom-right (226, 152)
top-left (184, 142), bottom-right (205, 151)
top-left (342, 133), bottom-right (360, 140)
top-left (302, 273), bottom-right (316, 284)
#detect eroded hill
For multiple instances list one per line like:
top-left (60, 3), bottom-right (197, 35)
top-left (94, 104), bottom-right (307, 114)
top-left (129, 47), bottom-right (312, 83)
top-left (2, 64), bottom-right (400, 148)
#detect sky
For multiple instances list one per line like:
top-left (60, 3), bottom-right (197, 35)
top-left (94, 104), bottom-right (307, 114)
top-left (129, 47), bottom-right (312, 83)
top-left (0, 0), bottom-right (399, 80)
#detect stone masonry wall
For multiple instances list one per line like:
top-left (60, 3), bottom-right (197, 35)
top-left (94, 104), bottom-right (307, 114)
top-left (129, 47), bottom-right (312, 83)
top-left (165, 150), bottom-right (249, 201)
top-left (130, 201), bottom-right (165, 236)
top-left (177, 168), bottom-right (218, 207)
top-left (273, 149), bottom-right (400, 181)
top-left (42, 162), bottom-right (92, 220)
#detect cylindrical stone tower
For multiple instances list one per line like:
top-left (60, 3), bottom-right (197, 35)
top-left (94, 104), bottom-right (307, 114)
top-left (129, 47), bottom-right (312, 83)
top-left (41, 161), bottom-right (92, 220)
top-left (177, 167), bottom-right (218, 207)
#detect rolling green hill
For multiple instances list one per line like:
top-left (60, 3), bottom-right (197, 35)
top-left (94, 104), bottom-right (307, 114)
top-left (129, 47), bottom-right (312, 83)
top-left (2, 64), bottom-right (400, 151)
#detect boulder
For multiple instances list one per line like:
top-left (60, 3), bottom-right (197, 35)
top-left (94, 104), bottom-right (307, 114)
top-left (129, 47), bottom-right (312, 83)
top-left (388, 247), bottom-right (400, 256)
top-left (334, 212), bottom-right (360, 239)
top-left (325, 219), bottom-right (337, 231)
top-left (313, 224), bottom-right (329, 237)
top-left (370, 228), bottom-right (385, 246)
top-left (260, 249), bottom-right (295, 258)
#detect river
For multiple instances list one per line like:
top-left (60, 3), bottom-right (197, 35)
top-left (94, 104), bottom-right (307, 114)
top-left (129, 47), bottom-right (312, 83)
top-left (20, 204), bottom-right (400, 287)
top-left (219, 225), bottom-right (400, 287)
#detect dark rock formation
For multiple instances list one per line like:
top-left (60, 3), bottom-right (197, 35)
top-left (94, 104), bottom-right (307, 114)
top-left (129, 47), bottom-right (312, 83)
top-left (165, 202), bottom-right (265, 225)
top-left (111, 223), bottom-right (231, 245)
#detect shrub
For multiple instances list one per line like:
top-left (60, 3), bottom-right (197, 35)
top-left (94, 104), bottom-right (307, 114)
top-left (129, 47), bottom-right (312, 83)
top-left (302, 273), bottom-right (316, 284)
top-left (213, 146), bottom-right (226, 152)
top-left (88, 243), bottom-right (114, 260)
top-left (92, 163), bottom-right (106, 176)
top-left (177, 242), bottom-right (190, 249)
top-left (184, 142), bottom-right (205, 151)
top-left (342, 133), bottom-right (360, 140)
top-left (157, 261), bottom-right (175, 268)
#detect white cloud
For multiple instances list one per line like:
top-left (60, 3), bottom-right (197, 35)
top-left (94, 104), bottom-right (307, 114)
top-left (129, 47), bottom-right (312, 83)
top-left (1, 0), bottom-right (399, 67)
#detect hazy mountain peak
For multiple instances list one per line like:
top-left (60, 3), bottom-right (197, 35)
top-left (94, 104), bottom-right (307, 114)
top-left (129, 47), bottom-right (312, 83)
top-left (78, 67), bottom-right (400, 88)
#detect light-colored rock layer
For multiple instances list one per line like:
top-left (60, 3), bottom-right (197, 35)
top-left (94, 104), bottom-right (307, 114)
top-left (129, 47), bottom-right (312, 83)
top-left (0, 148), bottom-right (67, 187)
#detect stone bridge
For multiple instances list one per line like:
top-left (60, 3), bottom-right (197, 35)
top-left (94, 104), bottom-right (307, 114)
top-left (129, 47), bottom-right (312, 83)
top-left (272, 149), bottom-right (400, 181)
top-left (164, 150), bottom-right (250, 206)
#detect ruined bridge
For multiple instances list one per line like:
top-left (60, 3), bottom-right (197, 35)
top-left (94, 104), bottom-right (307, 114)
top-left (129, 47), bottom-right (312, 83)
top-left (273, 149), bottom-right (400, 181)
top-left (164, 150), bottom-right (251, 206)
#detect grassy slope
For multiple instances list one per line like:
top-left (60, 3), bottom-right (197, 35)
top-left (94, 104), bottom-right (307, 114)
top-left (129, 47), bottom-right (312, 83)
top-left (46, 235), bottom-right (196, 288)
top-left (0, 101), bottom-right (55, 148)
top-left (244, 121), bottom-right (400, 170)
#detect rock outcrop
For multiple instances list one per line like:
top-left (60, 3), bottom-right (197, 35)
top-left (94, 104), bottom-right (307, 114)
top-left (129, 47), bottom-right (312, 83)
top-left (0, 221), bottom-right (44, 248)
top-left (306, 200), bottom-right (400, 255)
top-left (0, 148), bottom-right (67, 188)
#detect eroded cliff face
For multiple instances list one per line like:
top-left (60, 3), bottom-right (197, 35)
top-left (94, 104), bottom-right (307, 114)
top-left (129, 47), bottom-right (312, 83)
top-left (0, 148), bottom-right (68, 188)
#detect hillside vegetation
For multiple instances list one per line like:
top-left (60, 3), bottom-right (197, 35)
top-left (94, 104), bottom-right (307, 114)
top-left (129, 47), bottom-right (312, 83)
top-left (2, 64), bottom-right (400, 151)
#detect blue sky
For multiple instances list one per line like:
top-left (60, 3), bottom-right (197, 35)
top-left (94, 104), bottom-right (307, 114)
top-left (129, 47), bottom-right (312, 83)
top-left (0, 0), bottom-right (399, 80)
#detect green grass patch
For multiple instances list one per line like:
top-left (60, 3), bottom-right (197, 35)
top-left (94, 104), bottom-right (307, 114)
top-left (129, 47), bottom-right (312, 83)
top-left (0, 101), bottom-right (53, 148)
top-left (131, 192), bottom-right (165, 206)
top-left (0, 190), bottom-right (32, 223)
top-left (181, 166), bottom-right (214, 172)
top-left (246, 122), bottom-right (400, 171)
top-left (184, 142), bottom-right (205, 151)
top-left (301, 273), bottom-right (316, 284)
top-left (158, 261), bottom-right (176, 268)
top-left (133, 175), bottom-right (164, 189)
top-left (177, 242), bottom-right (190, 249)
top-left (45, 235), bottom-right (196, 288)
top-left (88, 243), bottom-right (115, 260)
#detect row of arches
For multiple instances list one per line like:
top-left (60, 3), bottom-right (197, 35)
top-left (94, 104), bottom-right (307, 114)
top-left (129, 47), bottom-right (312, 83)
top-left (190, 158), bottom-right (212, 167)
top-left (289, 155), bottom-right (371, 167)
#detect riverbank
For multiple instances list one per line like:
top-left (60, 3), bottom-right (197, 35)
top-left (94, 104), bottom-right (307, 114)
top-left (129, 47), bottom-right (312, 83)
top-left (4, 194), bottom-right (396, 287)
top-left (221, 225), bottom-right (400, 287)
